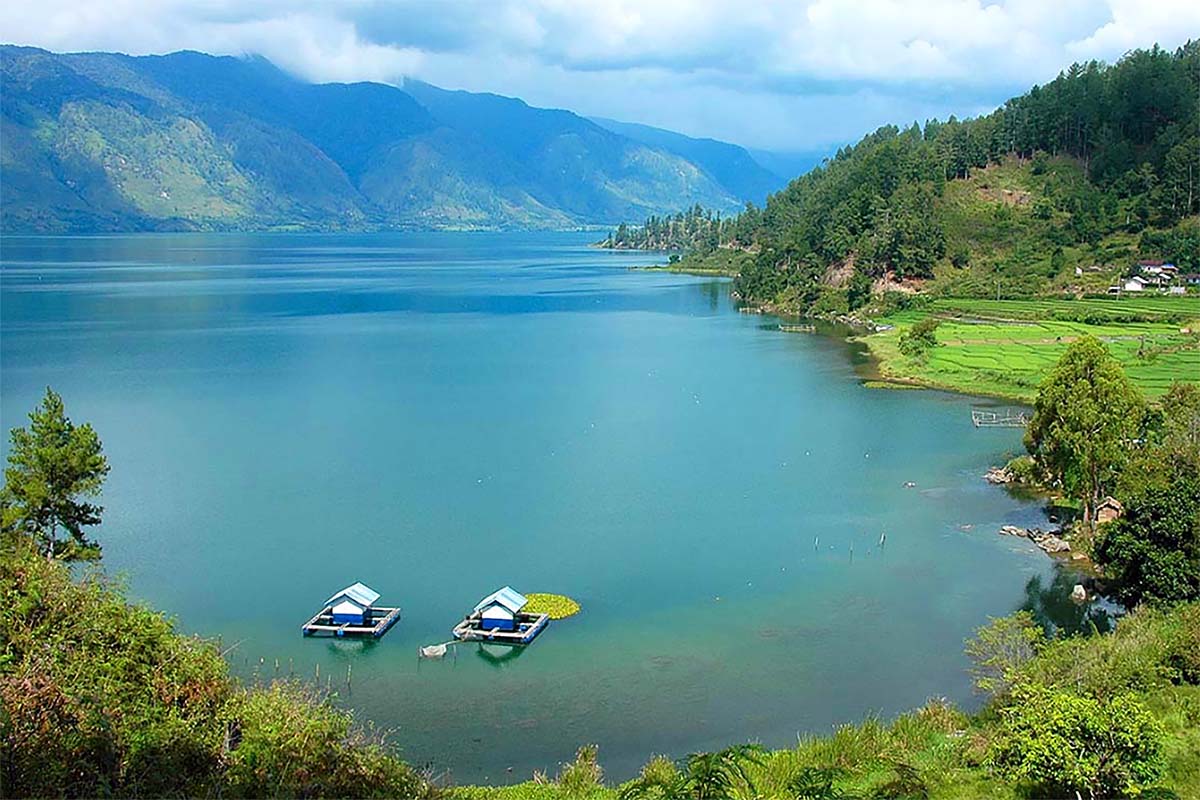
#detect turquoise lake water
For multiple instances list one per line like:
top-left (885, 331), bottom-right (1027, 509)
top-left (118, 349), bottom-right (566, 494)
top-left (0, 232), bottom-right (1092, 782)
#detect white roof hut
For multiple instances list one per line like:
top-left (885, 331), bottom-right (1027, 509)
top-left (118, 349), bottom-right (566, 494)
top-left (474, 586), bottom-right (527, 631)
top-left (327, 582), bottom-right (380, 625)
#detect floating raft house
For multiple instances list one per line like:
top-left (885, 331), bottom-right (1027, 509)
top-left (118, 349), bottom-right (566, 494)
top-left (301, 582), bottom-right (401, 638)
top-left (452, 586), bottom-right (549, 645)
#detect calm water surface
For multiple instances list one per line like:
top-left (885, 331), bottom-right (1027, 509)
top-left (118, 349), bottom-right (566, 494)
top-left (1, 232), bottom-right (1082, 782)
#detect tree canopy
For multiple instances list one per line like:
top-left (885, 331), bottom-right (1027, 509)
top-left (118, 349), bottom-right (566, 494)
top-left (1, 387), bottom-right (110, 560)
top-left (1024, 337), bottom-right (1144, 526)
top-left (609, 43), bottom-right (1200, 312)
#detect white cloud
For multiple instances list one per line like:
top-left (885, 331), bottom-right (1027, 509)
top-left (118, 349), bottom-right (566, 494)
top-left (1, 0), bottom-right (1196, 150)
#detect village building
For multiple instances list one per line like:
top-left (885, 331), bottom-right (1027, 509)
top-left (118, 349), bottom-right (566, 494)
top-left (1096, 497), bottom-right (1124, 525)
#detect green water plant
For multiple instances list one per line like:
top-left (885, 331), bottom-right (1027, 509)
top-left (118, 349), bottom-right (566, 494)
top-left (525, 593), bottom-right (582, 619)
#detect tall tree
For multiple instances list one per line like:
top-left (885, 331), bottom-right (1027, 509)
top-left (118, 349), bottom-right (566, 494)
top-left (2, 388), bottom-right (110, 560)
top-left (1024, 337), bottom-right (1143, 527)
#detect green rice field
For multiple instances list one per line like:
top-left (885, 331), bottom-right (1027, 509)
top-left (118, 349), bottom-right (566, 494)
top-left (865, 296), bottom-right (1200, 401)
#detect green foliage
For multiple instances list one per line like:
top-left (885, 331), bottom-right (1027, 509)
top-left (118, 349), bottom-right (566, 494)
top-left (0, 546), bottom-right (436, 798)
top-left (897, 317), bottom-right (941, 358)
top-left (599, 205), bottom-right (750, 252)
top-left (846, 270), bottom-right (874, 311)
top-left (1002, 455), bottom-right (1042, 485)
top-left (987, 684), bottom-right (1165, 798)
top-left (1024, 336), bottom-right (1145, 524)
top-left (619, 744), bottom-right (764, 800)
top-left (1096, 471), bottom-right (1200, 607)
top-left (708, 43), bottom-right (1200, 313)
top-left (558, 745), bottom-right (605, 798)
top-left (1015, 603), bottom-right (1200, 697)
top-left (964, 612), bottom-right (1046, 698)
top-left (1, 386), bottom-right (109, 560)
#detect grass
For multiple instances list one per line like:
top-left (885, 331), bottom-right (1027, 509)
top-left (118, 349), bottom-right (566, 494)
top-left (863, 296), bottom-right (1200, 402)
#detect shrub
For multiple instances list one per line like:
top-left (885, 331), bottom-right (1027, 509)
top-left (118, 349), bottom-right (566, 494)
top-left (897, 317), bottom-right (941, 358)
top-left (965, 612), bottom-right (1045, 698)
top-left (558, 744), bottom-right (604, 798)
top-left (0, 546), bottom-right (436, 799)
top-left (988, 684), bottom-right (1165, 798)
top-left (1002, 454), bottom-right (1042, 485)
top-left (1095, 472), bottom-right (1200, 608)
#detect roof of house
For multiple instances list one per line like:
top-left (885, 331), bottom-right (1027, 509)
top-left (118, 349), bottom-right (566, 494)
top-left (1137, 259), bottom-right (1165, 266)
top-left (1098, 497), bottom-right (1123, 511)
top-left (474, 586), bottom-right (527, 614)
top-left (327, 582), bottom-right (380, 608)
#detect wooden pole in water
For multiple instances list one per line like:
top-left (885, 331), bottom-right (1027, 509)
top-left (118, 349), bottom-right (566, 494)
top-left (814, 536), bottom-right (819, 551)
top-left (879, 532), bottom-right (887, 548)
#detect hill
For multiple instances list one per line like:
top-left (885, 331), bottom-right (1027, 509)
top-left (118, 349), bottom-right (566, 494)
top-left (607, 43), bottom-right (1200, 307)
top-left (589, 116), bottom-right (784, 204)
top-left (0, 46), bottom-right (756, 232)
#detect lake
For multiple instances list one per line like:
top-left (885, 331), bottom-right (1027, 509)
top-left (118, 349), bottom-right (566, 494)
top-left (0, 231), bottom-right (1088, 783)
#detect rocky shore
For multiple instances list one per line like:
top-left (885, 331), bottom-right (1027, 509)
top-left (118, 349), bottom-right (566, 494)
top-left (998, 524), bottom-right (1078, 556)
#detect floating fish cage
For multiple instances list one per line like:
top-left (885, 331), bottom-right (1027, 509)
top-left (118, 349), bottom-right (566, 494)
top-left (301, 605), bottom-right (402, 638)
top-left (302, 582), bottom-right (401, 638)
top-left (452, 610), bottom-right (550, 645)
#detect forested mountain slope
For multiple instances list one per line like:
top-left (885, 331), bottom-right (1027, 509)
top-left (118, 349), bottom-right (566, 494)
top-left (0, 46), bottom-right (750, 232)
top-left (610, 43), bottom-right (1200, 308)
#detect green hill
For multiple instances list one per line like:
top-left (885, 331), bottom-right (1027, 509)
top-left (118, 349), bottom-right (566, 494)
top-left (609, 43), bottom-right (1199, 307)
top-left (0, 46), bottom-right (754, 232)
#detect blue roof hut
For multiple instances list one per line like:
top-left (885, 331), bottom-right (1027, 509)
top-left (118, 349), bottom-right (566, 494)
top-left (474, 586), bottom-right (527, 632)
top-left (326, 582), bottom-right (380, 625)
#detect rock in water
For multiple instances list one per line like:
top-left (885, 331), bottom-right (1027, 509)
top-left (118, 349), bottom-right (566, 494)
top-left (985, 466), bottom-right (1014, 484)
top-left (1071, 584), bottom-right (1087, 603)
top-left (1036, 535), bottom-right (1071, 554)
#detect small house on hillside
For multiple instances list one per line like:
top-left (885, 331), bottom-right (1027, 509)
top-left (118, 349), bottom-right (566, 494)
top-left (327, 582), bottom-right (381, 625)
top-left (474, 586), bottom-right (528, 631)
top-left (1097, 497), bottom-right (1124, 525)
top-left (1123, 276), bottom-right (1148, 292)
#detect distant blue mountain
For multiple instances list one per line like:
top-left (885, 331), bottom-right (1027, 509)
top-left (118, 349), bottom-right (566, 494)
top-left (1, 46), bottom-right (755, 232)
top-left (746, 148), bottom-right (828, 184)
top-left (589, 116), bottom-right (787, 204)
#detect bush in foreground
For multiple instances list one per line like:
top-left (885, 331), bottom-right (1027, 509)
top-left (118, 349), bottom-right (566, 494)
top-left (0, 543), bottom-right (436, 798)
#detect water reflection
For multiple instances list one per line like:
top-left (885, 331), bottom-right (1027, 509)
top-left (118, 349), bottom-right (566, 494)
top-left (474, 643), bottom-right (528, 667)
top-left (1020, 563), bottom-right (1118, 637)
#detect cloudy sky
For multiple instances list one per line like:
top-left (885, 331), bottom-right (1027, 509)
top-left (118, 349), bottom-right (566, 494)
top-left (3, 1), bottom-right (1198, 153)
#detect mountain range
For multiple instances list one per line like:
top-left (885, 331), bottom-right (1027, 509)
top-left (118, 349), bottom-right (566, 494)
top-left (0, 46), bottom-right (796, 233)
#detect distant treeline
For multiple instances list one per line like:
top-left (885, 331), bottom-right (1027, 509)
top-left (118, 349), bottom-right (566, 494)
top-left (597, 203), bottom-right (760, 252)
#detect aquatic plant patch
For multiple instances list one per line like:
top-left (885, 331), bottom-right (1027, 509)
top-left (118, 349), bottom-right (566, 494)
top-left (524, 593), bottom-right (581, 619)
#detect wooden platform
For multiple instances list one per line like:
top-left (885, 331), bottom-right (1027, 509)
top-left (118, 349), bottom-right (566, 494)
top-left (778, 323), bottom-right (815, 333)
top-left (452, 611), bottom-right (550, 645)
top-left (971, 408), bottom-right (1031, 428)
top-left (301, 606), bottom-right (402, 638)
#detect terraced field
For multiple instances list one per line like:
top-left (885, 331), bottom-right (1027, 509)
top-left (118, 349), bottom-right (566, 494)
top-left (864, 297), bottom-right (1200, 401)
